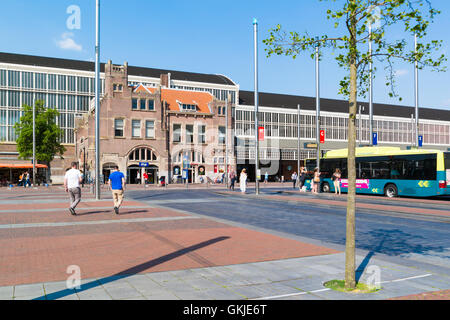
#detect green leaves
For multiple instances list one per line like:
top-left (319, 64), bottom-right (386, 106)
top-left (262, 0), bottom-right (446, 100)
top-left (14, 100), bottom-right (66, 164)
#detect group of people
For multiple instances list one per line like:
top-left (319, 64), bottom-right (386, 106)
top-left (64, 162), bottom-right (126, 216)
top-left (291, 167), bottom-right (342, 195)
top-left (18, 171), bottom-right (32, 187)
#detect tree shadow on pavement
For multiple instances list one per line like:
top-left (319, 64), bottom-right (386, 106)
top-left (33, 236), bottom-right (230, 300)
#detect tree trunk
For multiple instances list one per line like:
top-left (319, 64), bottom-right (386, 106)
top-left (345, 6), bottom-right (358, 290)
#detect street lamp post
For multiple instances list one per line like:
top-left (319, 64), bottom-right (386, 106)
top-left (414, 33), bottom-right (419, 148)
top-left (369, 23), bottom-right (374, 146)
top-left (32, 100), bottom-right (36, 187)
top-left (225, 95), bottom-right (229, 188)
top-left (297, 104), bottom-right (301, 174)
top-left (315, 43), bottom-right (321, 171)
top-left (95, 0), bottom-right (101, 199)
top-left (253, 18), bottom-right (260, 195)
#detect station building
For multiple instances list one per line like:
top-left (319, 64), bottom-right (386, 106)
top-left (75, 61), bottom-right (235, 184)
top-left (0, 51), bottom-right (449, 184)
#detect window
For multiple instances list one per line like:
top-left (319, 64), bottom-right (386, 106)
top-left (132, 98), bottom-right (138, 110)
top-left (145, 120), bottom-right (155, 138)
top-left (148, 99), bottom-right (154, 110)
top-left (198, 125), bottom-right (206, 144)
top-left (128, 147), bottom-right (157, 161)
top-left (186, 125), bottom-right (194, 143)
top-left (68, 76), bottom-right (76, 92)
top-left (173, 124), bottom-right (181, 142)
top-left (218, 126), bottom-right (226, 144)
top-left (140, 99), bottom-right (146, 110)
top-left (181, 104), bottom-right (196, 111)
top-left (114, 119), bottom-right (124, 137)
top-left (132, 120), bottom-right (141, 137)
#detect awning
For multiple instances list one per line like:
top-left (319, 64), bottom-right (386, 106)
top-left (0, 164), bottom-right (48, 169)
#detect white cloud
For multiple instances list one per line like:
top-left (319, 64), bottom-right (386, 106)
top-left (394, 69), bottom-right (409, 77)
top-left (56, 32), bottom-right (82, 51)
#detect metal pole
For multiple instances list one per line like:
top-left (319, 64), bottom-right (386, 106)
top-left (369, 24), bottom-right (374, 146)
top-left (297, 104), bottom-right (301, 173)
top-left (315, 44), bottom-right (321, 171)
top-left (253, 18), bottom-right (260, 195)
top-left (83, 146), bottom-right (86, 188)
top-left (359, 105), bottom-right (362, 147)
top-left (411, 114), bottom-right (414, 147)
top-left (414, 33), bottom-right (419, 148)
top-left (95, 0), bottom-right (101, 200)
top-left (225, 95), bottom-right (228, 188)
top-left (32, 100), bottom-right (36, 187)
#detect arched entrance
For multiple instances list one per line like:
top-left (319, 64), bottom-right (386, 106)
top-left (127, 146), bottom-right (159, 184)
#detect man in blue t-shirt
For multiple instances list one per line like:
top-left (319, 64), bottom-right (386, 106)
top-left (108, 166), bottom-right (126, 214)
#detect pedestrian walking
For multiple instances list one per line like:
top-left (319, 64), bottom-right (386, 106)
top-left (64, 162), bottom-right (82, 215)
top-left (298, 167), bottom-right (307, 192)
top-left (264, 172), bottom-right (269, 184)
top-left (332, 168), bottom-right (342, 195)
top-left (136, 171), bottom-right (141, 184)
top-left (239, 169), bottom-right (247, 193)
top-left (24, 171), bottom-right (31, 188)
top-left (291, 172), bottom-right (298, 189)
top-left (229, 170), bottom-right (236, 191)
top-left (18, 172), bottom-right (24, 186)
top-left (143, 172), bottom-right (149, 185)
top-left (312, 167), bottom-right (321, 194)
top-left (108, 165), bottom-right (126, 214)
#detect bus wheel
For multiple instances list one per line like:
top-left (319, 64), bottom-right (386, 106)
top-left (322, 182), bottom-right (331, 193)
top-left (384, 184), bottom-right (398, 198)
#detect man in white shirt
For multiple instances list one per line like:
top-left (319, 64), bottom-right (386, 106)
top-left (64, 162), bottom-right (83, 215)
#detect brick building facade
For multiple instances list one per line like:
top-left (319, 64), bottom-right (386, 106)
top-left (76, 61), bottom-right (236, 184)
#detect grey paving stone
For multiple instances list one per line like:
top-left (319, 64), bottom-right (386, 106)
top-left (77, 288), bottom-right (112, 300)
top-left (311, 264), bottom-right (343, 275)
top-left (55, 294), bottom-right (80, 300)
top-left (125, 277), bottom-right (163, 293)
top-left (271, 293), bottom-right (324, 300)
top-left (0, 286), bottom-right (14, 299)
top-left (145, 272), bottom-right (179, 285)
top-left (207, 274), bottom-right (254, 287)
top-left (13, 283), bottom-right (45, 298)
top-left (182, 277), bottom-right (223, 291)
top-left (227, 285), bottom-right (266, 299)
top-left (281, 277), bottom-right (327, 292)
top-left (14, 295), bottom-right (47, 300)
top-left (105, 285), bottom-right (144, 300)
top-left (379, 282), bottom-right (434, 299)
top-left (170, 288), bottom-right (211, 300)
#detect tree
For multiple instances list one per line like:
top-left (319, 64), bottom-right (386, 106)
top-left (14, 100), bottom-right (66, 166)
top-left (263, 0), bottom-right (446, 289)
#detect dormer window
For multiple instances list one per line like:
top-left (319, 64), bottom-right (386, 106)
top-left (180, 104), bottom-right (197, 112)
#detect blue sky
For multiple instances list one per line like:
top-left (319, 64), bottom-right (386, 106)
top-left (0, 0), bottom-right (449, 110)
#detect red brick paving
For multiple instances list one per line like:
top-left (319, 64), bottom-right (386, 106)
top-left (0, 190), bottom-right (339, 287)
top-left (389, 289), bottom-right (450, 300)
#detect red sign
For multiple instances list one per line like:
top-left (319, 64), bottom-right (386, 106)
top-left (258, 127), bottom-right (265, 141)
top-left (320, 130), bottom-right (325, 144)
top-left (214, 165), bottom-right (218, 173)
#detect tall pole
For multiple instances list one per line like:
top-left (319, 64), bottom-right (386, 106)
top-left (358, 105), bottom-right (362, 146)
top-left (369, 23), bottom-right (374, 145)
top-left (297, 104), bottom-right (301, 173)
top-left (315, 44), bottom-right (321, 170)
top-left (414, 33), bottom-right (419, 148)
top-left (253, 18), bottom-right (260, 195)
top-left (95, 0), bottom-right (101, 200)
top-left (32, 100), bottom-right (36, 187)
top-left (225, 95), bottom-right (229, 188)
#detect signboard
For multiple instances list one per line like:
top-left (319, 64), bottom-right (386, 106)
top-left (139, 162), bottom-right (149, 167)
top-left (418, 135), bottom-right (423, 147)
top-left (339, 179), bottom-right (370, 189)
top-left (256, 169), bottom-right (261, 180)
top-left (373, 133), bottom-right (378, 146)
top-left (258, 127), bottom-right (265, 141)
top-left (214, 165), bottom-right (218, 174)
top-left (304, 143), bottom-right (318, 149)
top-left (319, 130), bottom-right (325, 144)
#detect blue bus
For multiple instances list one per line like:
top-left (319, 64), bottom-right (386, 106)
top-left (305, 147), bottom-right (450, 198)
